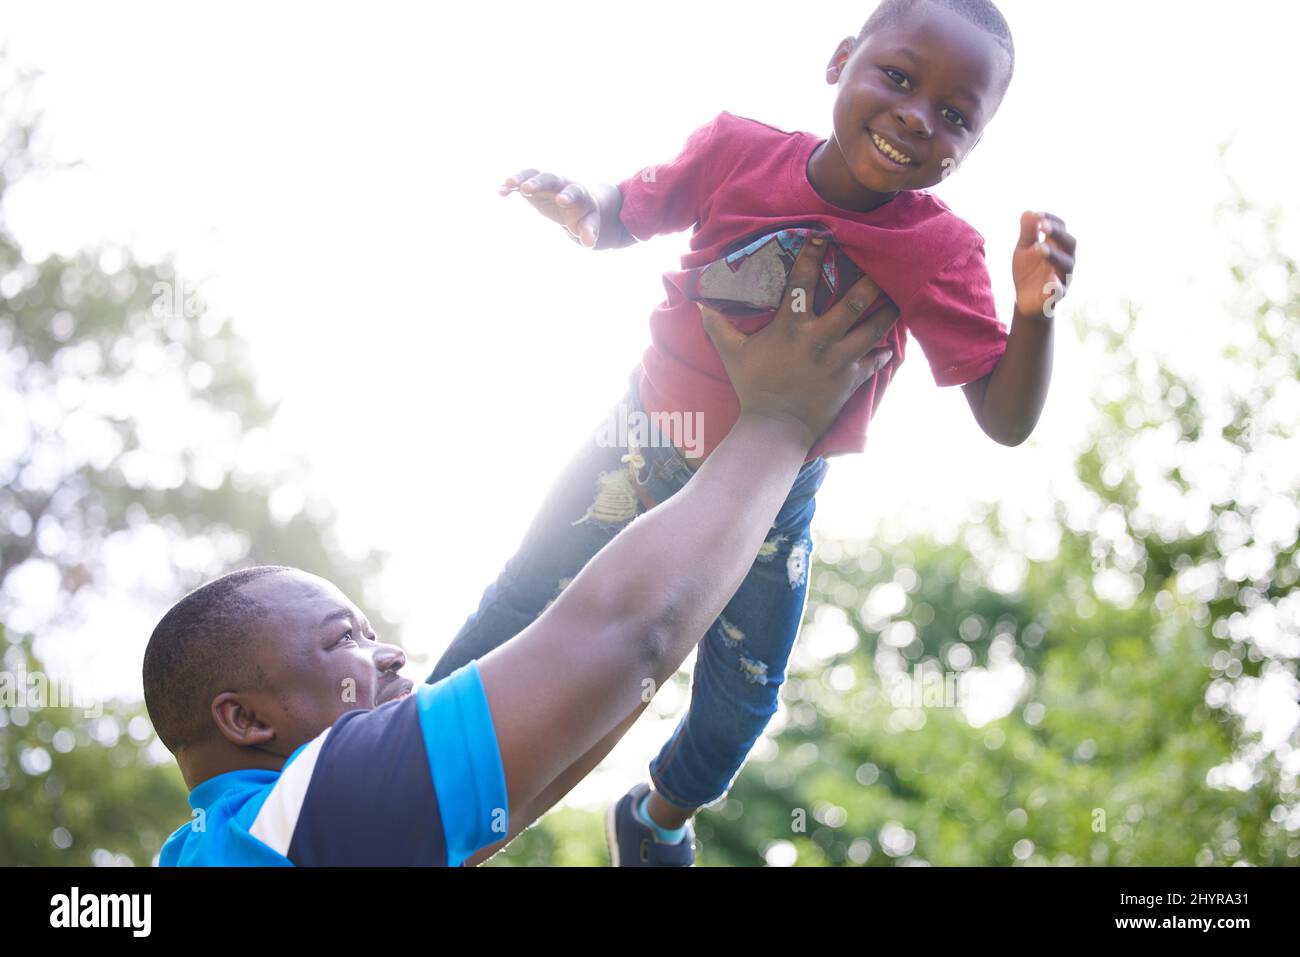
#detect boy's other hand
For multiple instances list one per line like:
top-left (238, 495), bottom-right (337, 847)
top-left (700, 236), bottom-right (900, 448)
top-left (1013, 210), bottom-right (1077, 318)
top-left (500, 169), bottom-right (601, 248)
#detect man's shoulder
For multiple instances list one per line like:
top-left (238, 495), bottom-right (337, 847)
top-left (158, 664), bottom-right (505, 867)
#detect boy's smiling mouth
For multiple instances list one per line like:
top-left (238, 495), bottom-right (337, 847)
top-left (865, 126), bottom-right (917, 167)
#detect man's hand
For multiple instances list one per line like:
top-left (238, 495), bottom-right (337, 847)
top-left (700, 236), bottom-right (901, 447)
top-left (1013, 210), bottom-right (1077, 318)
top-left (500, 169), bottom-right (604, 248)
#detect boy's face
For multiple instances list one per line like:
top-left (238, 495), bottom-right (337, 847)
top-left (826, 3), bottom-right (1009, 193)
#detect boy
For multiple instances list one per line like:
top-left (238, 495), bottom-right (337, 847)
top-left (429, 0), bottom-right (1077, 865)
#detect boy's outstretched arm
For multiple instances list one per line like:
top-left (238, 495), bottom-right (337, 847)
top-left (474, 237), bottom-right (900, 835)
top-left (501, 169), bottom-right (637, 249)
top-left (588, 183), bottom-right (635, 249)
top-left (965, 210), bottom-right (1077, 447)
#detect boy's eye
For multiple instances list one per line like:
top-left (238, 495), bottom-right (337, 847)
top-left (882, 68), bottom-right (968, 129)
top-left (337, 629), bottom-right (358, 647)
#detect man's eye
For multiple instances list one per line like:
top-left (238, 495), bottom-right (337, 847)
top-left (337, 629), bottom-right (358, 646)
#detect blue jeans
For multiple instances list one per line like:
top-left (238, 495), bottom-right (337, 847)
top-left (427, 369), bottom-right (828, 810)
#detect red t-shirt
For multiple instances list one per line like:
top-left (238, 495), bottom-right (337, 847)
top-left (616, 110), bottom-right (1009, 461)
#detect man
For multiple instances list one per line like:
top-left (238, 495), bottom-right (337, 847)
top-left (145, 237), bottom-right (900, 866)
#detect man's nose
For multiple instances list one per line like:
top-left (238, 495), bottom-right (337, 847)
top-left (373, 642), bottom-right (407, 674)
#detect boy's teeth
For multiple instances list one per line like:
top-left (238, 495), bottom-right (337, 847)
top-left (871, 132), bottom-right (912, 165)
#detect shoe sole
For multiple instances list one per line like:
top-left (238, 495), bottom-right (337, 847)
top-left (606, 790), bottom-right (697, 868)
top-left (604, 800), bottom-right (622, 867)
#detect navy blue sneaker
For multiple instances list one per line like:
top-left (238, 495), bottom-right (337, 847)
top-left (605, 783), bottom-right (695, 867)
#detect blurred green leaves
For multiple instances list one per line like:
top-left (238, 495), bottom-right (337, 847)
top-left (0, 622), bottom-right (186, 865)
top-left (489, 179), bottom-right (1300, 867)
top-left (1, 52), bottom-right (1295, 866)
top-left (0, 56), bottom-right (397, 864)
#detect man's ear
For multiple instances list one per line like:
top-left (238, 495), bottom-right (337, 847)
top-left (826, 36), bottom-right (857, 84)
top-left (211, 691), bottom-right (277, 748)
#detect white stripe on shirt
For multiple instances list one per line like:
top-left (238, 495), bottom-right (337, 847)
top-left (248, 729), bottom-right (331, 855)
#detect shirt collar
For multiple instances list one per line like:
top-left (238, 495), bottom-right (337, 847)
top-left (188, 767), bottom-right (280, 811)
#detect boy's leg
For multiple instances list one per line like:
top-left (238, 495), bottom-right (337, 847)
top-left (643, 458), bottom-right (828, 826)
top-left (429, 441), bottom-right (638, 682)
top-left (428, 374), bottom-right (690, 683)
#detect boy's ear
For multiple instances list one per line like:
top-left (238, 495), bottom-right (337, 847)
top-left (826, 36), bottom-right (857, 84)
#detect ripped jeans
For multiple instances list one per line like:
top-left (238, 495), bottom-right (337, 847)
top-left (426, 368), bottom-right (828, 811)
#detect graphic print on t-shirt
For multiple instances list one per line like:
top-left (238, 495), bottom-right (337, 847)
top-left (677, 226), bottom-right (871, 317)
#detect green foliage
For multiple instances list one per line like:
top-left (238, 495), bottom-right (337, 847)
top-left (2, 52), bottom-right (1295, 866)
top-left (490, 178), bottom-right (1300, 867)
top-left (0, 58), bottom-right (396, 864)
top-left (0, 623), bottom-right (188, 865)
top-left (484, 807), bottom-right (610, 867)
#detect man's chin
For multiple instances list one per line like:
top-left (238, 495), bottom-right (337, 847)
top-left (376, 678), bottom-right (415, 707)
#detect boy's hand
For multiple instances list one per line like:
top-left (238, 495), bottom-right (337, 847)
top-left (500, 169), bottom-right (602, 248)
top-left (1012, 210), bottom-right (1077, 318)
top-left (700, 236), bottom-right (900, 447)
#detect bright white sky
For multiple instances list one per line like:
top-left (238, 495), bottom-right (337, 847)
top-left (2, 1), bottom-right (1297, 811)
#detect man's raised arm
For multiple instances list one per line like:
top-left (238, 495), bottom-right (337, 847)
top-left (476, 236), bottom-right (900, 826)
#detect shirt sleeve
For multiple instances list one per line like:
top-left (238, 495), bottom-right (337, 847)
top-left (903, 239), bottom-right (1010, 387)
top-left (616, 112), bottom-right (729, 241)
top-left (414, 660), bottom-right (508, 865)
top-left (251, 660), bottom-right (507, 867)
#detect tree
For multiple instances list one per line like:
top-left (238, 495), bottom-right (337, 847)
top-left (704, 172), bottom-right (1298, 866)
top-left (0, 58), bottom-right (396, 865)
top-left (489, 173), bottom-right (1299, 866)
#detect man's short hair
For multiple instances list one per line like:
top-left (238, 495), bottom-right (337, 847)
top-left (143, 565), bottom-right (291, 754)
top-left (858, 0), bottom-right (1015, 101)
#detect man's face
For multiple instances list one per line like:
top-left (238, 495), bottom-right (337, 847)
top-left (827, 4), bottom-right (1008, 193)
top-left (233, 569), bottom-right (413, 757)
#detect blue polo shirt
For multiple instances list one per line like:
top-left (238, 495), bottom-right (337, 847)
top-left (158, 661), bottom-right (507, 867)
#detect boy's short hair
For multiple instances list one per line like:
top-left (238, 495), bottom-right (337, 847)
top-left (143, 565), bottom-right (292, 754)
top-left (858, 0), bottom-right (1016, 100)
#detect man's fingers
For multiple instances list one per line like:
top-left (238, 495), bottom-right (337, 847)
top-left (838, 300), bottom-right (901, 362)
top-left (821, 272), bottom-right (884, 338)
top-left (853, 348), bottom-right (894, 389)
top-left (776, 235), bottom-right (829, 322)
top-left (700, 304), bottom-right (748, 357)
